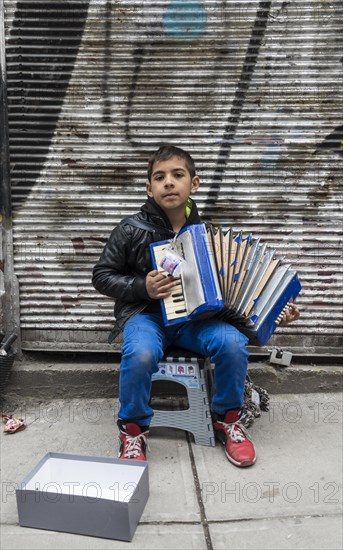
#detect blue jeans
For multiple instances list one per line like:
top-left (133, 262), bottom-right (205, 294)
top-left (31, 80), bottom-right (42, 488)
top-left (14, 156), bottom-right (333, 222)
top-left (118, 312), bottom-right (249, 425)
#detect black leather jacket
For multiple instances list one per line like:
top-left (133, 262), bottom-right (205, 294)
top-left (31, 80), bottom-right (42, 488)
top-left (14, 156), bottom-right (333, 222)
top-left (92, 197), bottom-right (202, 343)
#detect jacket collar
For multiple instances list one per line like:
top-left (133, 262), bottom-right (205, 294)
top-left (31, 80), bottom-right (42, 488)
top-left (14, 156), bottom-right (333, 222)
top-left (141, 196), bottom-right (202, 232)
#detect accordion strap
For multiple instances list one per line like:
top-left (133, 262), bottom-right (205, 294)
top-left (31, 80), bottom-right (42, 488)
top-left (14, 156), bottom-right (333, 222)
top-left (120, 217), bottom-right (175, 238)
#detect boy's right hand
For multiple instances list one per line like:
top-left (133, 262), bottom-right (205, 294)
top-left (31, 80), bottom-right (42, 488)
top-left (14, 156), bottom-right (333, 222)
top-left (146, 270), bottom-right (177, 300)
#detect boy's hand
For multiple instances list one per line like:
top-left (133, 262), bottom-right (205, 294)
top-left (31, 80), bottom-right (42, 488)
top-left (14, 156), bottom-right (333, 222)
top-left (146, 270), bottom-right (177, 300)
top-left (279, 302), bottom-right (300, 326)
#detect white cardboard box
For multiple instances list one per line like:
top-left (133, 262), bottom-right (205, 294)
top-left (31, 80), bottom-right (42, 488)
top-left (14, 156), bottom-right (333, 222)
top-left (16, 452), bottom-right (149, 541)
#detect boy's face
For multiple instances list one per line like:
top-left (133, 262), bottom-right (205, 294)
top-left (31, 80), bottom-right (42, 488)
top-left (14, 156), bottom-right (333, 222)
top-left (146, 156), bottom-right (199, 215)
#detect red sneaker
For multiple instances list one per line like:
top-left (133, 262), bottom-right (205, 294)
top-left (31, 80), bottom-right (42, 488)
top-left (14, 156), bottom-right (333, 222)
top-left (213, 409), bottom-right (256, 467)
top-left (118, 421), bottom-right (149, 461)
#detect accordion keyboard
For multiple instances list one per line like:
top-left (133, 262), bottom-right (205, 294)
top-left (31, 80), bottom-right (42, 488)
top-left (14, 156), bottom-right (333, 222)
top-left (151, 242), bottom-right (187, 321)
top-left (163, 278), bottom-right (187, 321)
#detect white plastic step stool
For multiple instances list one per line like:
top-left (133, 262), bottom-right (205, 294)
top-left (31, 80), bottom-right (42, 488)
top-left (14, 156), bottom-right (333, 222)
top-left (150, 350), bottom-right (215, 447)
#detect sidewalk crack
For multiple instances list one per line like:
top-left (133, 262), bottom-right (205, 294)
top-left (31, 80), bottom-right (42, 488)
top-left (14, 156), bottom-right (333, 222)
top-left (186, 432), bottom-right (213, 550)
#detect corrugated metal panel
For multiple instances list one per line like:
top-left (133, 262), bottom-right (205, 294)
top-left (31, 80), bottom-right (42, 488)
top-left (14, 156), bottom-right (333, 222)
top-left (3, 0), bottom-right (343, 352)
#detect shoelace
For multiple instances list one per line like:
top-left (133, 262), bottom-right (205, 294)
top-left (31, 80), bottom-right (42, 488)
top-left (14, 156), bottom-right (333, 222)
top-left (121, 431), bottom-right (149, 459)
top-left (218, 421), bottom-right (250, 443)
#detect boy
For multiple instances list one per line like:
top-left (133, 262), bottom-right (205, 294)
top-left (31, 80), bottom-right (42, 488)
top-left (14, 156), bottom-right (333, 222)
top-left (92, 145), bottom-right (299, 467)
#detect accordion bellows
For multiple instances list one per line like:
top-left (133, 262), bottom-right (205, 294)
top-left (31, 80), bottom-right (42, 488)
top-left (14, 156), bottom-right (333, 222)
top-left (150, 224), bottom-right (301, 345)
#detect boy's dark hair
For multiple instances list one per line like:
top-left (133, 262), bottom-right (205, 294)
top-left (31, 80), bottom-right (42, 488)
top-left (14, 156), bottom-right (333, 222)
top-left (147, 144), bottom-right (196, 182)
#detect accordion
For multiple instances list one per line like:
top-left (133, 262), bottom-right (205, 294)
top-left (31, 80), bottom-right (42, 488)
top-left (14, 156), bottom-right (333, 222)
top-left (149, 223), bottom-right (301, 345)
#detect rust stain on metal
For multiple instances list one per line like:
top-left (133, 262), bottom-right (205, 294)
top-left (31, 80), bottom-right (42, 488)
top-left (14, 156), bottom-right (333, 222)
top-left (71, 238), bottom-right (85, 255)
top-left (61, 158), bottom-right (85, 168)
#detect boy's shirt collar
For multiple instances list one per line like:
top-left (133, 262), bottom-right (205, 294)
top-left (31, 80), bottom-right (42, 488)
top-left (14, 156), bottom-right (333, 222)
top-left (185, 198), bottom-right (192, 219)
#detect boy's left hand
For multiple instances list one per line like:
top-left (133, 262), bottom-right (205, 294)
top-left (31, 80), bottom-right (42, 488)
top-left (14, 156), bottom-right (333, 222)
top-left (279, 302), bottom-right (300, 326)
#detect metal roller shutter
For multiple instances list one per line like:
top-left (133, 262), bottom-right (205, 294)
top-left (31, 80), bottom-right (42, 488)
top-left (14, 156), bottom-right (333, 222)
top-left (3, 0), bottom-right (342, 352)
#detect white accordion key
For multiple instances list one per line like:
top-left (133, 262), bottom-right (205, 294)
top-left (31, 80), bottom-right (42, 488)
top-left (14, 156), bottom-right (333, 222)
top-left (164, 279), bottom-right (187, 319)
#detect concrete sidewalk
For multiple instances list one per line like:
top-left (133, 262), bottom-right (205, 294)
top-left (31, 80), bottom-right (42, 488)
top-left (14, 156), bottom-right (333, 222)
top-left (1, 393), bottom-right (342, 550)
top-left (4, 353), bottom-right (343, 402)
